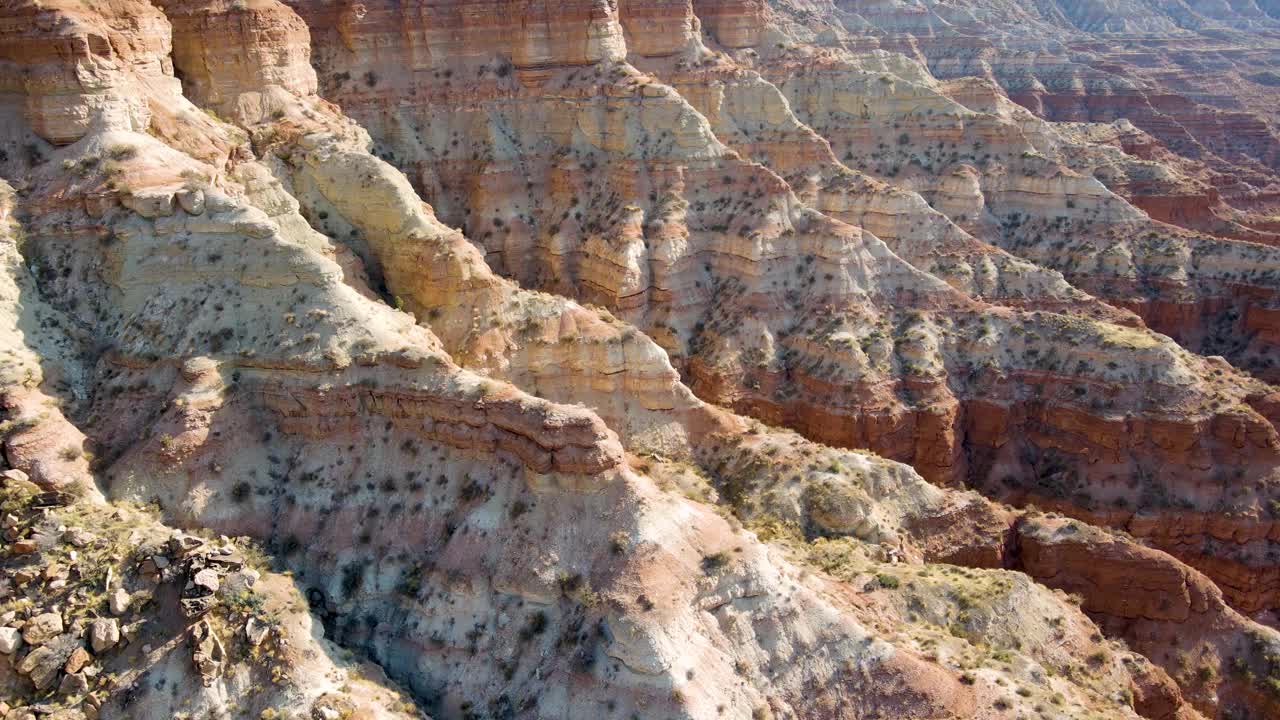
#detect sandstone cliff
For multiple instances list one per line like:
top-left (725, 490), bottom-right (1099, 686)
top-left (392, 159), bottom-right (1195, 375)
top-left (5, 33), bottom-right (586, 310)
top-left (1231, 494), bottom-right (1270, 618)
top-left (1, 1), bottom-right (1279, 720)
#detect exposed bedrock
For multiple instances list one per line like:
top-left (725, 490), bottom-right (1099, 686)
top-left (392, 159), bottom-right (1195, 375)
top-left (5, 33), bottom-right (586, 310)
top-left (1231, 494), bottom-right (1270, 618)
top-left (2, 1), bottom-right (1280, 718)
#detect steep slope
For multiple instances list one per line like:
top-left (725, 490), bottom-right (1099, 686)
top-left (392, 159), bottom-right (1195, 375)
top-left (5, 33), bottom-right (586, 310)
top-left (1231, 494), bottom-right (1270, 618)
top-left (2, 1), bottom-right (1280, 720)
top-left (283, 0), bottom-right (1280, 618)
top-left (758, 1), bottom-right (1280, 379)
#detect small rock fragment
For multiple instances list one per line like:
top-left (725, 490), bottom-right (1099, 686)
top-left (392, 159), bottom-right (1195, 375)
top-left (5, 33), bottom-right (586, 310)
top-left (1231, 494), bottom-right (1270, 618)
top-left (109, 588), bottom-right (131, 615)
top-left (58, 670), bottom-right (89, 696)
top-left (64, 645), bottom-right (91, 674)
top-left (0, 626), bottom-right (20, 654)
top-left (63, 528), bottom-right (96, 547)
top-left (245, 616), bottom-right (270, 646)
top-left (44, 563), bottom-right (68, 582)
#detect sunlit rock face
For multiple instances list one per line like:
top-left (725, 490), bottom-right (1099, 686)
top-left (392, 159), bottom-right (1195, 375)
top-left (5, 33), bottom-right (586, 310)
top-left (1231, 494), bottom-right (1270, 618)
top-left (1, 1), bottom-right (1279, 719)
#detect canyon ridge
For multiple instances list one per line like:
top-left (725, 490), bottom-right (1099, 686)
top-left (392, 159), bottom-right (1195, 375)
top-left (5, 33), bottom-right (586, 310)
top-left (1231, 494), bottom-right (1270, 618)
top-left (2, 1), bottom-right (1280, 719)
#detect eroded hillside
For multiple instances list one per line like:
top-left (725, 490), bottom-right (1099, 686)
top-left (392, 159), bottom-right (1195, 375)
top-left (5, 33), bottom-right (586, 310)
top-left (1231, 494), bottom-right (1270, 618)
top-left (0, 1), bottom-right (1279, 719)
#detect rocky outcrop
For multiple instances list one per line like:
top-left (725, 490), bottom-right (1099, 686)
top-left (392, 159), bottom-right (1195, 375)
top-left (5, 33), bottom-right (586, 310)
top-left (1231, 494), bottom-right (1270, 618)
top-left (694, 0), bottom-right (767, 49)
top-left (1015, 515), bottom-right (1280, 718)
top-left (157, 0), bottom-right (319, 123)
top-left (277, 0), bottom-right (1280, 631)
top-left (696, 4), bottom-right (1280, 383)
top-left (0, 4), bottom-right (1104, 716)
top-left (2, 1), bottom-right (1280, 719)
top-left (619, 0), bottom-right (701, 58)
top-left (0, 467), bottom-right (423, 719)
top-left (0, 0), bottom-right (177, 147)
top-left (257, 379), bottom-right (625, 475)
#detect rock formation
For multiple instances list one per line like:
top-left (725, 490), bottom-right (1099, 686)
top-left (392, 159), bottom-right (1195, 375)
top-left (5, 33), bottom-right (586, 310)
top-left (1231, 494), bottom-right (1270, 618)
top-left (0, 1), bottom-right (1279, 719)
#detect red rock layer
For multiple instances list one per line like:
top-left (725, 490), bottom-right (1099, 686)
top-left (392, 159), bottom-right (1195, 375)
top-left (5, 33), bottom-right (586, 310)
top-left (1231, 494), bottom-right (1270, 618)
top-left (256, 378), bottom-right (625, 475)
top-left (1015, 516), bottom-right (1280, 717)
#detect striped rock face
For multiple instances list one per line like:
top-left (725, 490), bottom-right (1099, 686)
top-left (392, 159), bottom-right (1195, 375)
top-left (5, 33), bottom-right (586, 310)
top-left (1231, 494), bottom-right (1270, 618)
top-left (0, 1), bottom-right (1279, 719)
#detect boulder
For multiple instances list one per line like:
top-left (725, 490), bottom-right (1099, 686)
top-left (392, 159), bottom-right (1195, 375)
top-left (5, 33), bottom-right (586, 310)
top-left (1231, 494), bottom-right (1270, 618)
top-left (222, 568), bottom-right (259, 596)
top-left (177, 188), bottom-right (206, 215)
top-left (168, 533), bottom-right (206, 557)
top-left (23, 612), bottom-right (64, 645)
top-left (207, 549), bottom-right (245, 570)
top-left (89, 618), bottom-right (119, 653)
top-left (189, 620), bottom-right (225, 684)
top-left (181, 596), bottom-right (216, 618)
top-left (30, 491), bottom-right (74, 508)
top-left (120, 189), bottom-right (176, 218)
top-left (193, 568), bottom-right (220, 593)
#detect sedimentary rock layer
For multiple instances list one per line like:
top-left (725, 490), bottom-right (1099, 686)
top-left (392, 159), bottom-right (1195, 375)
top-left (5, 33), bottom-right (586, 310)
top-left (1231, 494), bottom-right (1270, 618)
top-left (1, 1), bottom-right (1279, 719)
